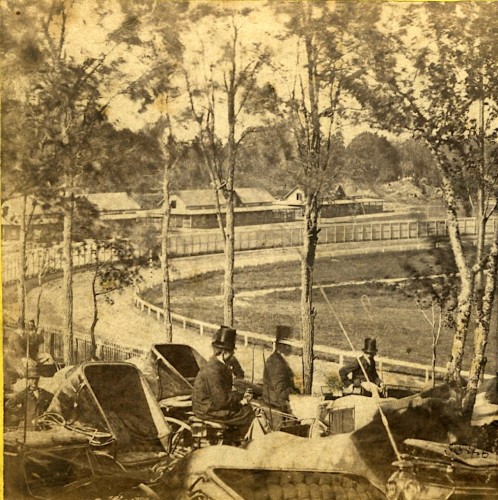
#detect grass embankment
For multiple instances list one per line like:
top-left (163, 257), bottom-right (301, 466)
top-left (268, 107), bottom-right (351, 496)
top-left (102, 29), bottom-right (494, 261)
top-left (143, 249), bottom-right (497, 370)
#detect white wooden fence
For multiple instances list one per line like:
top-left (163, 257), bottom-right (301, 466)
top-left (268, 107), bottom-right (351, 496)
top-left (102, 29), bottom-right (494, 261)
top-left (4, 216), bottom-right (496, 284)
top-left (133, 292), bottom-right (463, 385)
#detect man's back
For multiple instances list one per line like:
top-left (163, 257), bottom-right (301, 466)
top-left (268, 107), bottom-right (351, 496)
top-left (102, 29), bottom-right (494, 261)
top-left (263, 351), bottom-right (296, 410)
top-left (192, 356), bottom-right (238, 419)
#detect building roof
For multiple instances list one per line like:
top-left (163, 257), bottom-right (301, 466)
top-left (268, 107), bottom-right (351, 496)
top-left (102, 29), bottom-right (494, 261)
top-left (85, 192), bottom-right (142, 212)
top-left (236, 188), bottom-right (277, 205)
top-left (146, 204), bottom-right (299, 217)
top-left (172, 188), bottom-right (277, 209)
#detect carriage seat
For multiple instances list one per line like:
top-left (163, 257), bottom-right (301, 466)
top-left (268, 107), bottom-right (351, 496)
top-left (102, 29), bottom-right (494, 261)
top-left (188, 414), bottom-right (226, 430)
top-left (158, 395), bottom-right (192, 409)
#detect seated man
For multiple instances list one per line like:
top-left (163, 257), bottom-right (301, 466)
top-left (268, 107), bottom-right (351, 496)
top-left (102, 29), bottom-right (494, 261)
top-left (339, 338), bottom-right (385, 396)
top-left (5, 365), bottom-right (53, 429)
top-left (192, 326), bottom-right (255, 440)
top-left (263, 325), bottom-right (300, 429)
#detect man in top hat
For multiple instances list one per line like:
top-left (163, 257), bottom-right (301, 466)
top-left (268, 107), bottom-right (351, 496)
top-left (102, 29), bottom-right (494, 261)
top-left (5, 365), bottom-right (53, 429)
top-left (339, 338), bottom-right (385, 396)
top-left (263, 326), bottom-right (300, 428)
top-left (192, 326), bottom-right (255, 439)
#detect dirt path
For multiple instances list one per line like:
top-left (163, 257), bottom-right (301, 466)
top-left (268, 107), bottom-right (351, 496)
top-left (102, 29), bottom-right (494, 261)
top-left (22, 246), bottom-right (336, 388)
top-left (22, 242), bottom-right (435, 393)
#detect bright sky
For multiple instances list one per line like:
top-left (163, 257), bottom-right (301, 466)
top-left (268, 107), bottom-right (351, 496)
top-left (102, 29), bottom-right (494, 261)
top-left (51, 1), bottom-right (475, 145)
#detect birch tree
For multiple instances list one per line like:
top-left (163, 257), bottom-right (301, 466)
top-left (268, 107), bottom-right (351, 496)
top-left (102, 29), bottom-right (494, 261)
top-left (350, 2), bottom-right (498, 412)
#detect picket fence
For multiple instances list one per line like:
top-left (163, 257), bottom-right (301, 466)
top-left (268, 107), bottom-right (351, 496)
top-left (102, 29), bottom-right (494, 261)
top-left (3, 216), bottom-right (495, 284)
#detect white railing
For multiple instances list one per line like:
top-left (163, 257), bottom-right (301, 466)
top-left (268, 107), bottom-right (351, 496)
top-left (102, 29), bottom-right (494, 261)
top-left (4, 216), bottom-right (496, 284)
top-left (134, 292), bottom-right (486, 385)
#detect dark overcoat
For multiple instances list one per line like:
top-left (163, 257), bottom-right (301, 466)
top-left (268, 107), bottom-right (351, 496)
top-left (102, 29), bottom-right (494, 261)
top-left (339, 355), bottom-right (382, 388)
top-left (263, 351), bottom-right (299, 412)
top-left (192, 356), bottom-right (253, 426)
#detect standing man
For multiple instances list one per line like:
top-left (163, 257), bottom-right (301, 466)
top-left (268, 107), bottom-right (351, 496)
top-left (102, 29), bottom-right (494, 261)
top-left (192, 326), bottom-right (255, 439)
top-left (339, 338), bottom-right (385, 396)
top-left (5, 365), bottom-right (53, 429)
top-left (263, 326), bottom-right (300, 428)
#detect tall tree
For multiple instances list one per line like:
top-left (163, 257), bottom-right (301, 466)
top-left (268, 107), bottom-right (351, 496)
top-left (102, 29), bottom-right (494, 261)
top-left (350, 1), bottom-right (498, 412)
top-left (2, 0), bottom-right (182, 362)
top-left (119, 2), bottom-right (186, 343)
top-left (395, 138), bottom-right (439, 185)
top-left (183, 4), bottom-right (271, 326)
top-left (276, 1), bottom-right (381, 394)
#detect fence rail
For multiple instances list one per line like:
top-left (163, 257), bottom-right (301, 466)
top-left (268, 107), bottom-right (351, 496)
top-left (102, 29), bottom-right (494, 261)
top-left (3, 217), bottom-right (496, 285)
top-left (37, 325), bottom-right (146, 365)
top-left (133, 293), bottom-right (487, 386)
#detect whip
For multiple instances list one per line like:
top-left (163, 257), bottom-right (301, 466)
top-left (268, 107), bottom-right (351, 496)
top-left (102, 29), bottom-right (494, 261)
top-left (319, 287), bottom-right (401, 461)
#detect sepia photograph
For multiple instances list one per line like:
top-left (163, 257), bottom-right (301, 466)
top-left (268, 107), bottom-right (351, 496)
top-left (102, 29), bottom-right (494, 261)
top-left (1, 0), bottom-right (498, 498)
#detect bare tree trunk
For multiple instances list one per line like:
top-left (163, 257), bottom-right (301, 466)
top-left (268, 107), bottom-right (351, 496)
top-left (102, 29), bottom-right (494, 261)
top-left (161, 149), bottom-right (173, 342)
top-left (463, 234), bottom-right (498, 414)
top-left (223, 52), bottom-right (237, 328)
top-left (301, 198), bottom-right (319, 395)
top-left (62, 197), bottom-right (74, 364)
top-left (441, 176), bottom-right (474, 385)
top-left (224, 194), bottom-right (235, 327)
top-left (18, 195), bottom-right (28, 330)
top-left (35, 267), bottom-right (44, 329)
top-left (89, 268), bottom-right (99, 360)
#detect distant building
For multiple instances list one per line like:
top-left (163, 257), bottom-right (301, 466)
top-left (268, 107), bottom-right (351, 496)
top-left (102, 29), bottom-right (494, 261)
top-left (153, 187), bottom-right (299, 229)
top-left (1, 192), bottom-right (148, 241)
top-left (84, 192), bottom-right (143, 220)
top-left (280, 185), bottom-right (384, 218)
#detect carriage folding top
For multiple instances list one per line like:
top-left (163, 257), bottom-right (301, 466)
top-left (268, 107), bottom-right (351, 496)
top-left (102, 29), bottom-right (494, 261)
top-left (130, 343), bottom-right (207, 402)
top-left (46, 362), bottom-right (171, 460)
top-left (4, 362), bottom-right (173, 498)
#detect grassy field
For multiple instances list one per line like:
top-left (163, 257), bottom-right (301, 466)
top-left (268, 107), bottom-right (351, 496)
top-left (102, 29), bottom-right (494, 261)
top-left (144, 249), bottom-right (497, 371)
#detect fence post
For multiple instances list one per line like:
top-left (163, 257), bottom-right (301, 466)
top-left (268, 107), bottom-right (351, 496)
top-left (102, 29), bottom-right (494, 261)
top-left (339, 354), bottom-right (344, 367)
top-left (200, 324), bottom-right (204, 336)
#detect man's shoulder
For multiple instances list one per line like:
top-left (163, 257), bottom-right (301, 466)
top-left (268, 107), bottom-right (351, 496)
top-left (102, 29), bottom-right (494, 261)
top-left (204, 356), bottom-right (227, 372)
top-left (267, 351), bottom-right (286, 365)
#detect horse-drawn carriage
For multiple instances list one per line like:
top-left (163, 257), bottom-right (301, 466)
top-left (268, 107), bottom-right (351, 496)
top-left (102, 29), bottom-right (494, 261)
top-left (130, 343), bottom-right (273, 450)
top-left (4, 362), bottom-right (173, 499)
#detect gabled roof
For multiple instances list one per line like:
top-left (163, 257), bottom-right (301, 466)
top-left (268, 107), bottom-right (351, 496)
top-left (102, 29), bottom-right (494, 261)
top-left (172, 190), bottom-right (220, 208)
top-left (85, 192), bottom-right (141, 212)
top-left (282, 186), bottom-right (304, 200)
top-left (132, 192), bottom-right (163, 210)
top-left (235, 188), bottom-right (276, 205)
top-left (172, 188), bottom-right (277, 209)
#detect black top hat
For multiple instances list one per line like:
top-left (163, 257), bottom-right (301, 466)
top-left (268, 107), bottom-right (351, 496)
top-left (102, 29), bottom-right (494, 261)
top-left (212, 326), bottom-right (237, 350)
top-left (276, 325), bottom-right (292, 343)
top-left (363, 337), bottom-right (377, 354)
